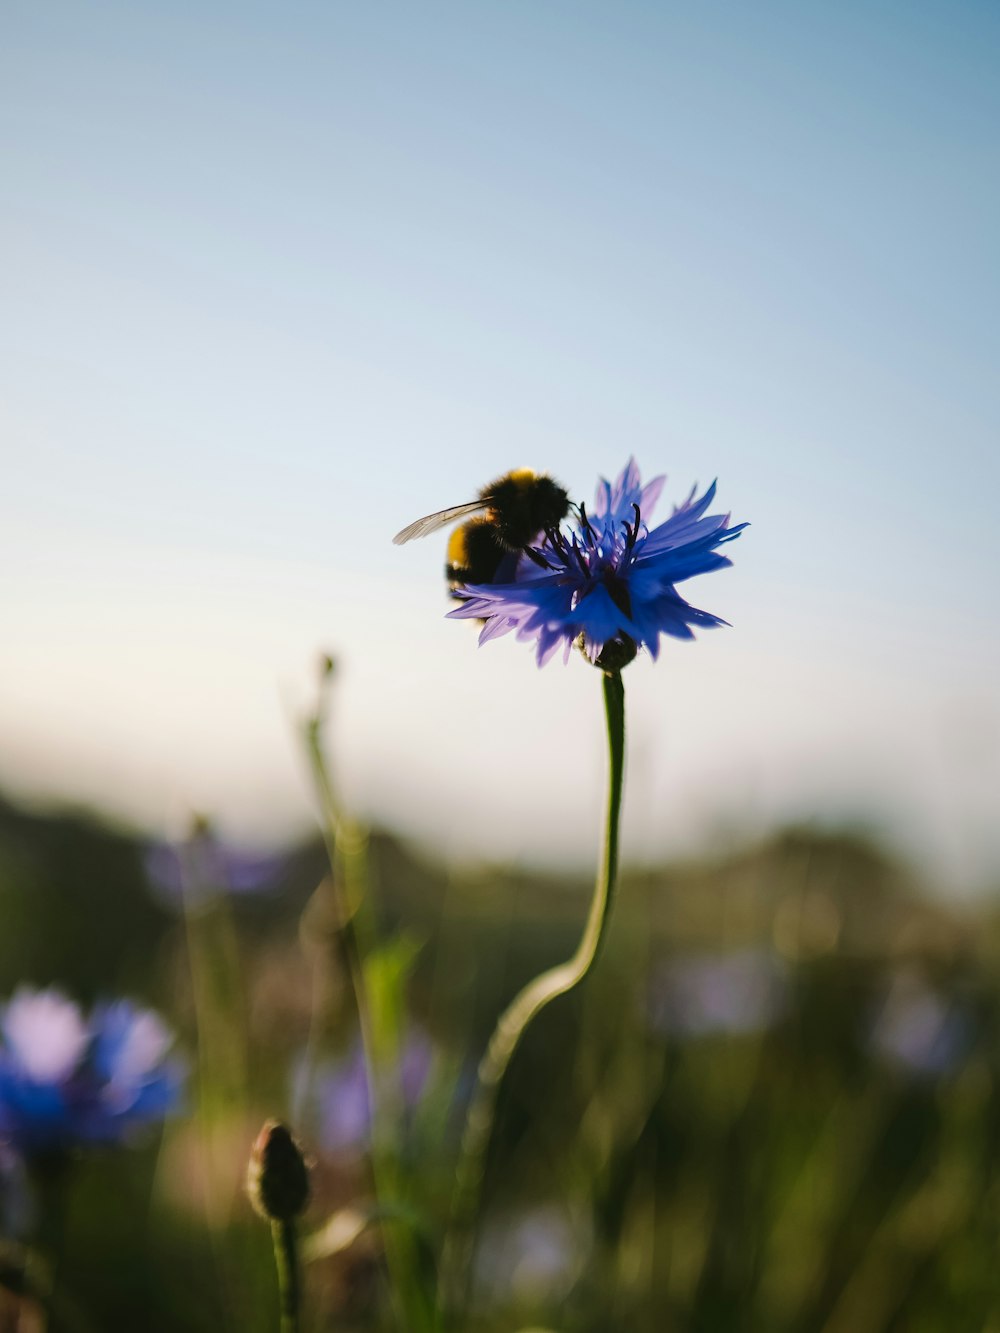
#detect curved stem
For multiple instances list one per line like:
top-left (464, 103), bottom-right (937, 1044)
top-left (438, 669), bottom-right (626, 1327)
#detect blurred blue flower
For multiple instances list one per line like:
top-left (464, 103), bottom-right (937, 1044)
top-left (870, 972), bottom-right (970, 1078)
top-left (144, 818), bottom-right (286, 908)
top-left (474, 1204), bottom-right (588, 1305)
top-left (311, 1031), bottom-right (434, 1155)
top-left (649, 949), bottom-right (787, 1039)
top-left (449, 457), bottom-right (746, 666)
top-left (315, 1043), bottom-right (369, 1153)
top-left (0, 988), bottom-right (184, 1155)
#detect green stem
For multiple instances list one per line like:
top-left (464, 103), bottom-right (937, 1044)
top-left (271, 1220), bottom-right (300, 1333)
top-left (304, 691), bottom-right (431, 1330)
top-left (32, 1150), bottom-right (72, 1311)
top-left (438, 668), bottom-right (627, 1327)
top-left (303, 707), bottom-right (373, 1092)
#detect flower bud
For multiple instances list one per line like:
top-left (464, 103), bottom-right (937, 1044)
top-left (588, 635), bottom-right (638, 673)
top-left (247, 1120), bottom-right (310, 1222)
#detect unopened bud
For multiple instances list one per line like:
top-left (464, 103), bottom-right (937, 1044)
top-left (580, 634), bottom-right (638, 673)
top-left (247, 1120), bottom-right (310, 1222)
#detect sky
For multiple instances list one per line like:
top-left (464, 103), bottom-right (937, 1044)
top-left (2, 1), bottom-right (998, 892)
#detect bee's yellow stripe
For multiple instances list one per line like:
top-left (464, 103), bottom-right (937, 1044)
top-left (507, 468), bottom-right (537, 491)
top-left (447, 524), bottom-right (469, 569)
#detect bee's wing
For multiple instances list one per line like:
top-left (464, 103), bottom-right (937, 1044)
top-left (392, 500), bottom-right (486, 545)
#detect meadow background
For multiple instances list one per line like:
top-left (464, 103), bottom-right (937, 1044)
top-left (2, 2), bottom-right (999, 1329)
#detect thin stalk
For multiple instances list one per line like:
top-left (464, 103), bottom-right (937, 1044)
top-left (31, 1150), bottom-right (72, 1313)
top-left (180, 867), bottom-right (248, 1329)
top-left (303, 705), bottom-right (373, 1100)
top-left (438, 668), bottom-right (626, 1327)
top-left (270, 1219), bottom-right (301, 1333)
top-left (304, 689), bottom-right (432, 1330)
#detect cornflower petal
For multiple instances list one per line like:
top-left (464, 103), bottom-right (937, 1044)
top-left (592, 455), bottom-right (667, 528)
top-left (2, 989), bottom-right (88, 1084)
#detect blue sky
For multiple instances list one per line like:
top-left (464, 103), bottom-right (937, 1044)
top-left (2, 1), bottom-right (998, 889)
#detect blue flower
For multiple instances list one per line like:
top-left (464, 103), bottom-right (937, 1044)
top-left (144, 817), bottom-right (287, 910)
top-left (870, 972), bottom-right (970, 1079)
top-left (0, 988), bottom-right (184, 1155)
top-left (649, 949), bottom-right (787, 1039)
top-left (307, 1030), bottom-right (434, 1156)
top-left (448, 457), bottom-right (746, 666)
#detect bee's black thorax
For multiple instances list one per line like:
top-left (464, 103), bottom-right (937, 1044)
top-left (479, 471), bottom-right (570, 551)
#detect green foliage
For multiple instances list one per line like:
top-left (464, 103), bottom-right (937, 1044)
top-left (363, 934), bottom-right (424, 1081)
top-left (2, 796), bottom-right (1000, 1330)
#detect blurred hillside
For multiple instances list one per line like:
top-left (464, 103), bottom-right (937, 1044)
top-left (0, 790), bottom-right (989, 1013)
top-left (3, 791), bottom-right (1000, 1331)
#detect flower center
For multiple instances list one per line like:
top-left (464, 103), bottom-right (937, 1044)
top-left (603, 571), bottom-right (632, 618)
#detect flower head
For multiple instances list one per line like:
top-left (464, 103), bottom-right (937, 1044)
top-left (0, 988), bottom-right (184, 1155)
top-left (474, 1204), bottom-right (588, 1303)
top-left (144, 816), bottom-right (287, 909)
top-left (305, 1030), bottom-right (434, 1156)
top-left (649, 949), bottom-right (787, 1039)
top-left (870, 972), bottom-right (970, 1079)
top-left (449, 457), bottom-right (746, 667)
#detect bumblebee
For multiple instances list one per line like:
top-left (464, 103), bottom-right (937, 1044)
top-left (393, 468), bottom-right (570, 592)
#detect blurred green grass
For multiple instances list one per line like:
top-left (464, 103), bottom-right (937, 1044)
top-left (2, 791), bottom-right (999, 1332)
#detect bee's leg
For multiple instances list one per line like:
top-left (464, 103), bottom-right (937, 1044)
top-left (523, 546), bottom-right (554, 571)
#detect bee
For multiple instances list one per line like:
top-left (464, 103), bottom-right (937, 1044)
top-left (393, 468), bottom-right (570, 592)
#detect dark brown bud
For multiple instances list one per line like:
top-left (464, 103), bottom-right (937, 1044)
top-left (247, 1120), bottom-right (310, 1222)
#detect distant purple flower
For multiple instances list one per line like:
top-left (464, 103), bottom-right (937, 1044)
top-left (315, 1044), bottom-right (369, 1153)
top-left (311, 1031), bottom-right (434, 1155)
top-left (449, 457), bottom-right (746, 666)
top-left (650, 949), bottom-right (787, 1039)
top-left (0, 988), bottom-right (184, 1155)
top-left (145, 819), bottom-right (286, 907)
top-left (474, 1204), bottom-right (588, 1303)
top-left (870, 973), bottom-right (969, 1078)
